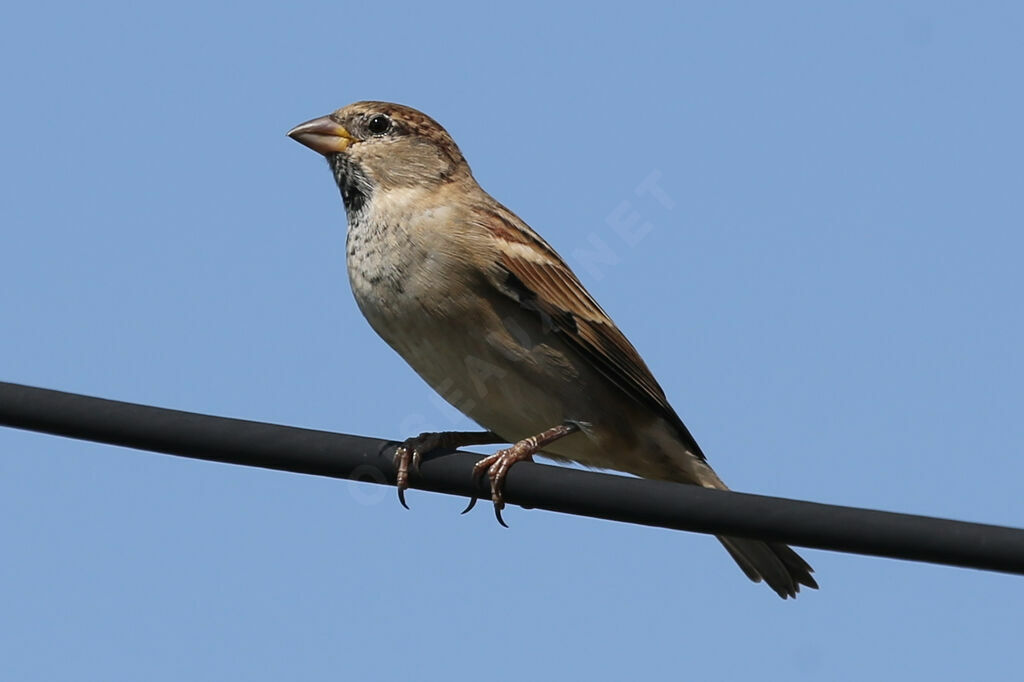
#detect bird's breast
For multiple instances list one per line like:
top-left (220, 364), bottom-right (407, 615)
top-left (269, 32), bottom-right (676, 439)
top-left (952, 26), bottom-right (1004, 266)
top-left (344, 203), bottom-right (465, 322)
top-left (342, 205), bottom-right (571, 438)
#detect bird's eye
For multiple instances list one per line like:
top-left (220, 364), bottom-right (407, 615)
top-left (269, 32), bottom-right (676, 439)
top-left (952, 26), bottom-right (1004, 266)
top-left (367, 114), bottom-right (392, 135)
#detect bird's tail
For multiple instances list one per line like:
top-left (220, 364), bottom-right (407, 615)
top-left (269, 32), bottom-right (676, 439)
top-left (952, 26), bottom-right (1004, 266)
top-left (693, 463), bottom-right (818, 599)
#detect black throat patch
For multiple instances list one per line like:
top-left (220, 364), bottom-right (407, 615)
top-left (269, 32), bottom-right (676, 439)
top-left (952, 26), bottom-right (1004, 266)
top-left (327, 154), bottom-right (371, 215)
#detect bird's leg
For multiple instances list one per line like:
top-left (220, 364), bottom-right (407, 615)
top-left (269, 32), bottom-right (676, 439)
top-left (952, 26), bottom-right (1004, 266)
top-left (463, 422), bottom-right (579, 527)
top-left (394, 430), bottom-right (504, 509)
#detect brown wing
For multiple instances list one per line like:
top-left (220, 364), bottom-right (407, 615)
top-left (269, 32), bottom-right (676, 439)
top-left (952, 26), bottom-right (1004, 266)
top-left (480, 206), bottom-right (707, 461)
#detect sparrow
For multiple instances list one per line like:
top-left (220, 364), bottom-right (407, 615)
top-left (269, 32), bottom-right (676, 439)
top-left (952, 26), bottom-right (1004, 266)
top-left (287, 101), bottom-right (817, 598)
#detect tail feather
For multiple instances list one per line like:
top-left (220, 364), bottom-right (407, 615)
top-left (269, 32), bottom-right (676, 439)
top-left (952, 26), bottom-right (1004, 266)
top-left (690, 460), bottom-right (818, 599)
top-left (718, 536), bottom-right (818, 599)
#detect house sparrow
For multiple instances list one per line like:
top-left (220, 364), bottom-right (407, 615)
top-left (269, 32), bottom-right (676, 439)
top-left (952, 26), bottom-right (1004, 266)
top-left (288, 102), bottom-right (817, 598)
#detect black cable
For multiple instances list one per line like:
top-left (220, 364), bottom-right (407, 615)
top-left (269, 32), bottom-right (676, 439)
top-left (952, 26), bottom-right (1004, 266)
top-left (2, 380), bottom-right (1023, 576)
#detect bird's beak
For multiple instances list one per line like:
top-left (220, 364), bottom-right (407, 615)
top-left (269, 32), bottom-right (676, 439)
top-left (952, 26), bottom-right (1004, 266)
top-left (287, 116), bottom-right (355, 155)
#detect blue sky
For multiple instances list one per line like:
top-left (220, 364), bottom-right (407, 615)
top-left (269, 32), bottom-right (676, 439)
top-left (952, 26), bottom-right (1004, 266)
top-left (2, 2), bottom-right (1022, 679)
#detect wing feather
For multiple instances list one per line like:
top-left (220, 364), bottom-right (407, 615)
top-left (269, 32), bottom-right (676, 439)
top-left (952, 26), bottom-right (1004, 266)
top-left (480, 207), bottom-right (706, 460)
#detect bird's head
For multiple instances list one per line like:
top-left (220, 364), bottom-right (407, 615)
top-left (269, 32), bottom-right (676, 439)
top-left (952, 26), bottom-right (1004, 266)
top-left (288, 101), bottom-right (470, 212)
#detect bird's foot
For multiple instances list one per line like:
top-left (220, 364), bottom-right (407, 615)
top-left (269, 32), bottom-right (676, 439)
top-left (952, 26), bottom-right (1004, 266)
top-left (460, 423), bottom-right (579, 526)
top-left (466, 444), bottom-right (536, 527)
top-left (394, 432), bottom-right (442, 509)
top-left (393, 430), bottom-right (503, 509)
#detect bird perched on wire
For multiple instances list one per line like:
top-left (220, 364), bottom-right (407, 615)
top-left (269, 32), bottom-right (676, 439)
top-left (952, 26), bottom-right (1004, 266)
top-left (288, 101), bottom-right (817, 598)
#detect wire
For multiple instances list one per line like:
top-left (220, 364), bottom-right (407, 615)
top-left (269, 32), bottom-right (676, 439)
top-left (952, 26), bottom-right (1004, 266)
top-left (2, 380), bottom-right (1023, 576)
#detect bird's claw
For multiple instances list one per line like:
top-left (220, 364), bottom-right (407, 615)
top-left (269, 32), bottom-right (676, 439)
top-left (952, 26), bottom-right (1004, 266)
top-left (394, 443), bottom-right (414, 509)
top-left (461, 446), bottom-right (534, 527)
top-left (393, 433), bottom-right (442, 509)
